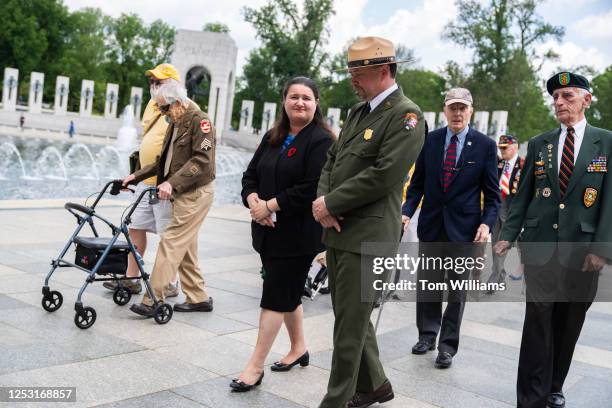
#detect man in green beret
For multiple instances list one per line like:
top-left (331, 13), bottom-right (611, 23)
top-left (495, 71), bottom-right (612, 408)
top-left (313, 36), bottom-right (425, 408)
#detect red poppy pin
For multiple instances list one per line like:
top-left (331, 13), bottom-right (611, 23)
top-left (287, 147), bottom-right (297, 157)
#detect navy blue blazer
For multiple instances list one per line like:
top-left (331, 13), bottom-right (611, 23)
top-left (402, 126), bottom-right (500, 242)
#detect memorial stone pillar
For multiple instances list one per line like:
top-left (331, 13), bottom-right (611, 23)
top-left (327, 108), bottom-right (341, 135)
top-left (54, 76), bottom-right (70, 115)
top-left (2, 67), bottom-right (19, 112)
top-left (28, 72), bottom-right (44, 114)
top-left (239, 100), bottom-right (254, 133)
top-left (79, 80), bottom-right (94, 117)
top-left (262, 102), bottom-right (277, 133)
top-left (130, 87), bottom-right (143, 120)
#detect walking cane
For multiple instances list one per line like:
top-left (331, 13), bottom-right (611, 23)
top-left (374, 224), bottom-right (405, 334)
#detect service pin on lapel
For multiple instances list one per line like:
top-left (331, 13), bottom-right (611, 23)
top-left (364, 129), bottom-right (373, 141)
top-left (467, 141), bottom-right (472, 146)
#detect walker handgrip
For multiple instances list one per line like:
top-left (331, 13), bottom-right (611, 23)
top-left (65, 202), bottom-right (94, 216)
top-left (109, 180), bottom-right (123, 196)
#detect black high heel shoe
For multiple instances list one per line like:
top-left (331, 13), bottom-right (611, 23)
top-left (229, 372), bottom-right (264, 392)
top-left (270, 351), bottom-right (309, 372)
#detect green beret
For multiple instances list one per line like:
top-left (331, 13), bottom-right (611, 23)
top-left (546, 72), bottom-right (590, 95)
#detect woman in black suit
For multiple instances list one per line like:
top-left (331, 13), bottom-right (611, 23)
top-left (231, 77), bottom-right (334, 391)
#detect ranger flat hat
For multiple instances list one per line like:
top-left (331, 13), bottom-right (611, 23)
top-left (546, 71), bottom-right (590, 95)
top-left (337, 36), bottom-right (413, 71)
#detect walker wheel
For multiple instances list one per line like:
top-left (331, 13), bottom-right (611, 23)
top-left (42, 290), bottom-right (63, 312)
top-left (153, 303), bottom-right (173, 325)
top-left (113, 287), bottom-right (131, 306)
top-left (74, 307), bottom-right (97, 329)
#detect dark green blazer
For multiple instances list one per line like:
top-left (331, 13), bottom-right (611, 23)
top-left (500, 123), bottom-right (612, 268)
top-left (317, 87), bottom-right (426, 254)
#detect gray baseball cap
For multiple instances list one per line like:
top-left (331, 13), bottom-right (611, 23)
top-left (444, 88), bottom-right (473, 106)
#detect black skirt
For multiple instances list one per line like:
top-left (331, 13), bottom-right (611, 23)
top-left (260, 254), bottom-right (314, 312)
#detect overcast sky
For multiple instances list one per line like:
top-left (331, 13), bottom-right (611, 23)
top-left (63, 0), bottom-right (612, 81)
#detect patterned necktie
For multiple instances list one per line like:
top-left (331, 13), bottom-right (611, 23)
top-left (443, 135), bottom-right (458, 192)
top-left (500, 161), bottom-right (511, 198)
top-left (559, 126), bottom-right (575, 197)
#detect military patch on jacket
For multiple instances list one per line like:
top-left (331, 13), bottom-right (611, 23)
top-left (201, 138), bottom-right (212, 151)
top-left (587, 156), bottom-right (607, 173)
top-left (584, 188), bottom-right (597, 208)
top-left (200, 119), bottom-right (211, 134)
top-left (404, 113), bottom-right (418, 130)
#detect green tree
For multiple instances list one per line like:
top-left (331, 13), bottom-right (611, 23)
top-left (203, 22), bottom-right (230, 33)
top-left (396, 69), bottom-right (446, 112)
top-left (104, 13), bottom-right (175, 113)
top-left (0, 0), bottom-right (70, 104)
top-left (443, 0), bottom-right (562, 139)
top-left (234, 0), bottom-right (335, 129)
top-left (57, 8), bottom-right (110, 112)
top-left (588, 65), bottom-right (612, 130)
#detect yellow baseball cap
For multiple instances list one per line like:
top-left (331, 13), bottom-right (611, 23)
top-left (145, 63), bottom-right (180, 81)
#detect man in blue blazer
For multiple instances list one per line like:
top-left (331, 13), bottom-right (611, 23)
top-left (402, 88), bottom-right (500, 368)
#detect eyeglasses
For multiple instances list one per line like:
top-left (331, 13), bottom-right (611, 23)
top-left (159, 104), bottom-right (171, 113)
top-left (149, 78), bottom-right (162, 86)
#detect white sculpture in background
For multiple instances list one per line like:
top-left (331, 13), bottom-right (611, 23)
top-left (114, 105), bottom-right (138, 153)
top-left (423, 112), bottom-right (436, 130)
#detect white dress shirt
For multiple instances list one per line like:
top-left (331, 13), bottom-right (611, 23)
top-left (557, 117), bottom-right (587, 174)
top-left (368, 83), bottom-right (399, 111)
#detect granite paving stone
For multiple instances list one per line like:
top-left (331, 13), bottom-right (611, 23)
top-left (0, 350), bottom-right (217, 407)
top-left (156, 335), bottom-right (284, 377)
top-left (172, 377), bottom-right (304, 408)
top-left (94, 391), bottom-right (208, 408)
top-left (1, 204), bottom-right (611, 407)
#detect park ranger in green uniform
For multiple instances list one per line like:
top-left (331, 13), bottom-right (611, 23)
top-left (312, 37), bottom-right (426, 408)
top-left (495, 72), bottom-right (612, 408)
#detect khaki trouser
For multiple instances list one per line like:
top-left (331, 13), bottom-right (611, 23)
top-left (143, 182), bottom-right (214, 306)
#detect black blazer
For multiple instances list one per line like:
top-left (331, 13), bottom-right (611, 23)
top-left (241, 122), bottom-right (333, 257)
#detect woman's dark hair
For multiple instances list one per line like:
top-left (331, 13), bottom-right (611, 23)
top-left (269, 76), bottom-right (335, 146)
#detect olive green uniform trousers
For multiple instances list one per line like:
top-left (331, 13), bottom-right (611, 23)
top-left (319, 247), bottom-right (387, 407)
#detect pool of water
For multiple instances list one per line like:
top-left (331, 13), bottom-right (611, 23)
top-left (0, 135), bottom-right (253, 205)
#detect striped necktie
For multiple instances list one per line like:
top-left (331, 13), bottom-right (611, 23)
top-left (443, 135), bottom-right (458, 192)
top-left (559, 126), bottom-right (575, 197)
top-left (500, 161), bottom-right (511, 198)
